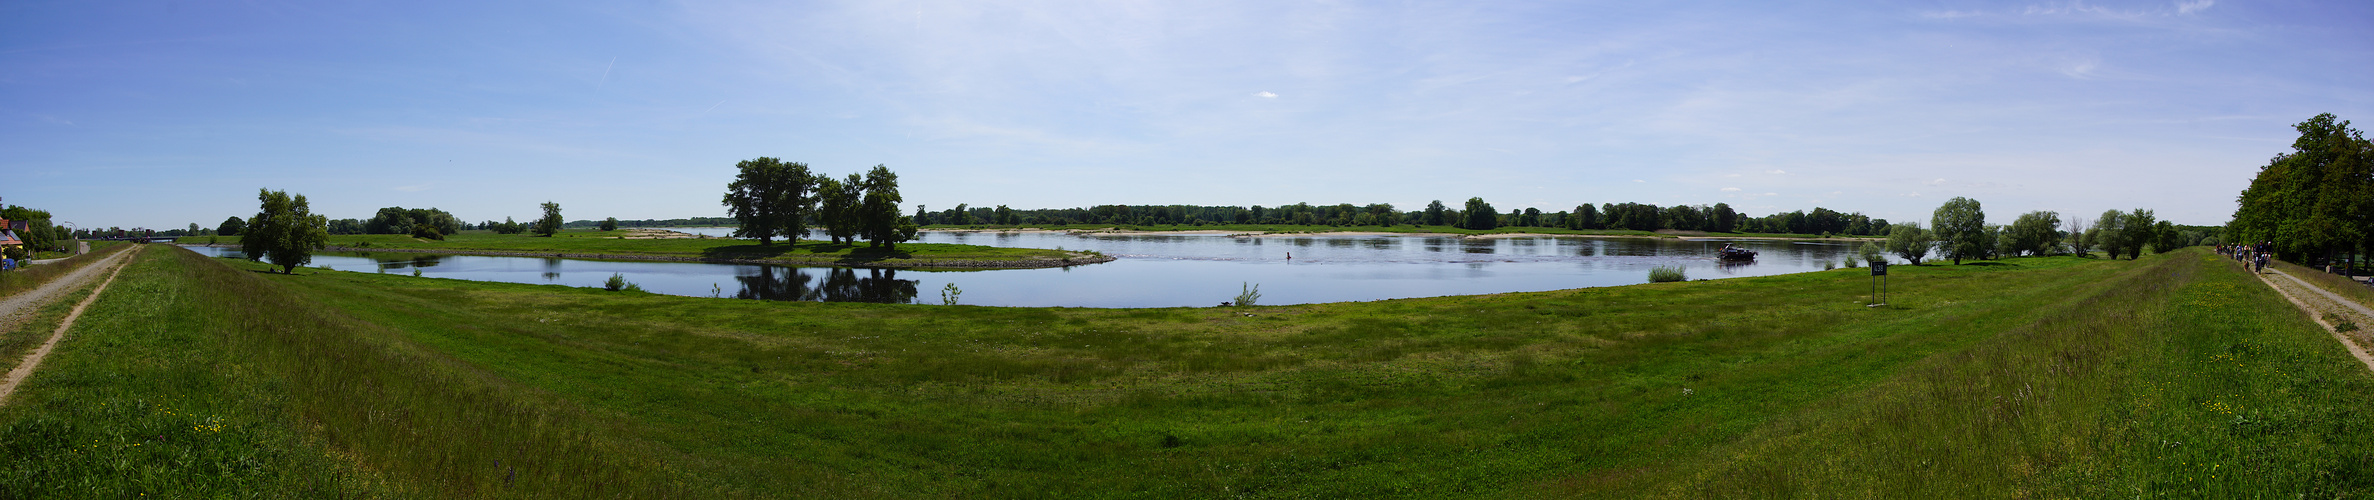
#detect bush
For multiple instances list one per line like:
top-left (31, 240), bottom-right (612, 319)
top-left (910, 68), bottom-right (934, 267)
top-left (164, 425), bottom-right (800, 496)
top-left (604, 273), bottom-right (628, 292)
top-left (1843, 257), bottom-right (1861, 268)
top-left (1234, 282), bottom-right (1262, 306)
top-left (1649, 265), bottom-right (1687, 283)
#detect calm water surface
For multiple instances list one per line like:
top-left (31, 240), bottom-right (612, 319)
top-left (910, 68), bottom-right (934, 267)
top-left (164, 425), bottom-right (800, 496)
top-left (183, 231), bottom-right (1874, 307)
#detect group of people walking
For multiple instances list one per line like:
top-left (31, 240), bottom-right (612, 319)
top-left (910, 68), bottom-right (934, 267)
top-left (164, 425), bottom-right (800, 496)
top-left (2218, 241), bottom-right (2273, 273)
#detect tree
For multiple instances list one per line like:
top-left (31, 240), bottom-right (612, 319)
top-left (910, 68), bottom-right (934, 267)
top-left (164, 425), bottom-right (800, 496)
top-left (1887, 223), bottom-right (1934, 265)
top-left (2120, 208), bottom-right (2158, 260)
top-left (2094, 210), bottom-right (2129, 259)
top-left (857, 165), bottom-right (915, 249)
top-left (535, 201), bottom-right (563, 237)
top-left (2065, 216), bottom-right (2093, 256)
top-left (2231, 114), bottom-right (2374, 265)
top-left (1571, 204), bottom-right (1599, 230)
top-left (2007, 211), bottom-right (2063, 257)
top-left (1424, 200), bottom-right (1447, 226)
top-left (2153, 220), bottom-right (2183, 254)
top-left (1931, 197), bottom-right (1987, 265)
top-left (1711, 203), bottom-right (1738, 233)
top-left (218, 216), bottom-right (246, 236)
top-left (242, 188), bottom-right (329, 274)
top-left (1462, 197), bottom-right (1498, 230)
top-left (817, 174), bottom-right (861, 245)
top-left (720, 157), bottom-right (818, 245)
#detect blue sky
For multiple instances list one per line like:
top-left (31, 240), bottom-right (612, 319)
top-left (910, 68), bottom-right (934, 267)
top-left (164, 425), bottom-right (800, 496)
top-left (4, 0), bottom-right (2368, 230)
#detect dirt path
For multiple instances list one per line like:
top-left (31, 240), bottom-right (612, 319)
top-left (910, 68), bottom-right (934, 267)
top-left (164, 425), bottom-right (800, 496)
top-left (0, 245), bottom-right (132, 332)
top-left (0, 246), bottom-right (137, 404)
top-left (2247, 262), bottom-right (2374, 373)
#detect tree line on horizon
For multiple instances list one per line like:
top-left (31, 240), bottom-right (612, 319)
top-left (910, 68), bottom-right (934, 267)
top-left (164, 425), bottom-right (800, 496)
top-left (910, 199), bottom-right (1905, 236)
top-left (2229, 113), bottom-right (2374, 266)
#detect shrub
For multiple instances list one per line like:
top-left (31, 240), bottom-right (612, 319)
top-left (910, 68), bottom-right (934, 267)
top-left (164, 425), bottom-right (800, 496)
top-left (1235, 282), bottom-right (1262, 306)
top-left (1649, 265), bottom-right (1687, 283)
top-left (604, 273), bottom-right (627, 292)
top-left (1844, 257), bottom-right (1861, 268)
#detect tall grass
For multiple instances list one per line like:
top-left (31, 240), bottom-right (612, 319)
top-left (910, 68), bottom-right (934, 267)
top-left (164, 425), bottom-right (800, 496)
top-left (0, 247), bottom-right (713, 497)
top-left (11, 247), bottom-right (2370, 497)
top-left (1596, 250), bottom-right (2374, 497)
top-left (1648, 265), bottom-right (1687, 282)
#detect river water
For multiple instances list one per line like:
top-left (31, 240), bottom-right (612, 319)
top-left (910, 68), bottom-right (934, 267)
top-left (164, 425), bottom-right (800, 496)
top-left (182, 230), bottom-right (1873, 308)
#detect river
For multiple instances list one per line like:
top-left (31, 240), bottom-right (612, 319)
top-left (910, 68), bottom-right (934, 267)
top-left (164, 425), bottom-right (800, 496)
top-left (182, 230), bottom-right (1875, 307)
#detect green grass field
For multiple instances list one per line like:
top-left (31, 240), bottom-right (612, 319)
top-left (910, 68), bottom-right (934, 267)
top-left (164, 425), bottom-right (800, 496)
top-left (202, 230), bottom-right (1102, 269)
top-left (2, 247), bottom-right (2368, 497)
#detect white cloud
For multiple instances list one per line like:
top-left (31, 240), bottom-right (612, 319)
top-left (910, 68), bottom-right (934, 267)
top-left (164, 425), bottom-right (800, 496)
top-left (1721, 187), bottom-right (1741, 192)
top-left (1253, 91), bottom-right (1278, 98)
top-left (1725, 173), bottom-right (1742, 178)
top-left (1767, 169), bottom-right (1787, 175)
top-left (1929, 178), bottom-right (1947, 186)
top-left (1762, 192), bottom-right (1778, 197)
top-left (1633, 179), bottom-right (1646, 183)
top-left (2176, 0), bottom-right (2213, 15)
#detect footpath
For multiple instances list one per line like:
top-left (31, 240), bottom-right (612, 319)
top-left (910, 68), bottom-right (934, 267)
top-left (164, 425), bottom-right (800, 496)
top-left (0, 246), bottom-right (138, 404)
top-left (2249, 259), bottom-right (2374, 373)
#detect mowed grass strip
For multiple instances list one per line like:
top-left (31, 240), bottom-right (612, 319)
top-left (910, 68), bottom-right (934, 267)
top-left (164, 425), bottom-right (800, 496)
top-left (201, 245), bottom-right (2349, 497)
top-left (206, 230), bottom-right (1093, 268)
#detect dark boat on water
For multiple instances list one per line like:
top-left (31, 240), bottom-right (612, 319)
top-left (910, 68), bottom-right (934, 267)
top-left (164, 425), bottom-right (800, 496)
top-left (1717, 245), bottom-right (1757, 261)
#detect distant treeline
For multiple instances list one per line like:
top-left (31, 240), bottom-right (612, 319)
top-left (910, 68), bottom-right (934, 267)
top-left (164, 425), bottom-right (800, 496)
top-left (561, 217), bottom-right (739, 229)
top-left (914, 199), bottom-right (1896, 235)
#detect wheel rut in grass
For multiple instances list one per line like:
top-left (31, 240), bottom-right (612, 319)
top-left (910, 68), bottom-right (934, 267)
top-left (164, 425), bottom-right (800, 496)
top-left (0, 246), bottom-right (139, 405)
top-left (2249, 261), bottom-right (2374, 374)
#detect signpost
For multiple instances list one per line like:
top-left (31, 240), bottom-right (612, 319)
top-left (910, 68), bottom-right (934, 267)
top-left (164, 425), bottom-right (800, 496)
top-left (1868, 261), bottom-right (1889, 307)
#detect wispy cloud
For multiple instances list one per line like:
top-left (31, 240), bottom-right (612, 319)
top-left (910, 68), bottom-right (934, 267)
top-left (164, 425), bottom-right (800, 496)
top-left (1253, 91), bottom-right (1278, 98)
top-left (2175, 0), bottom-right (2214, 15)
top-left (1721, 187), bottom-right (1741, 191)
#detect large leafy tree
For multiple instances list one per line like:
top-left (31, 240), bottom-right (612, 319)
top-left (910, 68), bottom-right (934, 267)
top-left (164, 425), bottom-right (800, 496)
top-left (2007, 211), bottom-right (2062, 257)
top-left (817, 174), bottom-right (862, 245)
top-left (2231, 113), bottom-right (2374, 264)
top-left (2093, 210), bottom-right (2129, 259)
top-left (218, 216), bottom-right (245, 236)
top-left (1931, 197), bottom-right (1987, 265)
top-left (1461, 197), bottom-right (1498, 230)
top-left (2119, 208), bottom-right (2158, 260)
top-left (242, 188), bottom-right (329, 274)
top-left (857, 165), bottom-right (917, 249)
top-left (535, 202), bottom-right (563, 237)
top-left (720, 157), bottom-right (817, 245)
top-left (1424, 200), bottom-right (1447, 226)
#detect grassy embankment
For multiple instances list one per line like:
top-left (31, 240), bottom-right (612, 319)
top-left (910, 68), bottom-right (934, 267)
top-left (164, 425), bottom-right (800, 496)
top-left (926, 223), bottom-right (1870, 240)
top-left (206, 229), bottom-right (1103, 269)
top-left (0, 241), bottom-right (128, 299)
top-left (3, 247), bottom-right (2369, 497)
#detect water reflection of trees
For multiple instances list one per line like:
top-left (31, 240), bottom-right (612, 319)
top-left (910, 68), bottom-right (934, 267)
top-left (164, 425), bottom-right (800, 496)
top-left (735, 266), bottom-right (918, 304)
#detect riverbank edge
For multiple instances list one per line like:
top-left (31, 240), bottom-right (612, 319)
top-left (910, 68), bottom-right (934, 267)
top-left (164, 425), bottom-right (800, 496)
top-left (181, 244), bottom-right (1118, 270)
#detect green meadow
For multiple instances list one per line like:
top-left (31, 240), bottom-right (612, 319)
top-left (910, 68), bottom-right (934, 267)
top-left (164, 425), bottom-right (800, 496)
top-left (1, 246), bottom-right (2369, 497)
top-left (202, 229), bottom-right (1101, 268)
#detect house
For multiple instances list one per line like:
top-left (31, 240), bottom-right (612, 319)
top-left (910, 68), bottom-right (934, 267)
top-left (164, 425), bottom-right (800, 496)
top-left (0, 218), bottom-right (23, 259)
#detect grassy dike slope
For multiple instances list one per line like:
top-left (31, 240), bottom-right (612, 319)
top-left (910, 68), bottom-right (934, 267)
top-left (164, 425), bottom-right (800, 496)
top-left (4, 247), bottom-right (2371, 497)
top-left (207, 230), bottom-right (1106, 269)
